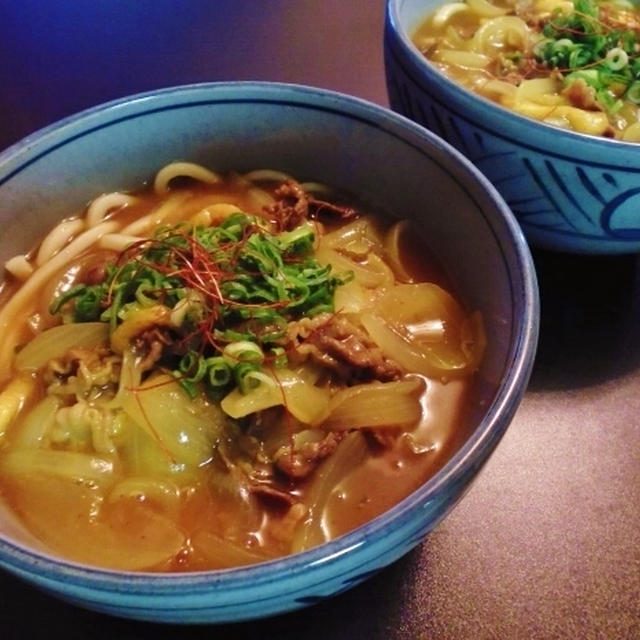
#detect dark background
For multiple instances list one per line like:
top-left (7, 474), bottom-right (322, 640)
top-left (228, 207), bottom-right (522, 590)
top-left (0, 1), bottom-right (639, 638)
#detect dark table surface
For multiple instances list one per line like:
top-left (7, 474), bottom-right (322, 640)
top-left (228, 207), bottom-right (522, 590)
top-left (1, 1), bottom-right (639, 638)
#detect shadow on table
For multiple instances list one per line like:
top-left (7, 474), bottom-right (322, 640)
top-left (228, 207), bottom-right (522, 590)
top-left (527, 248), bottom-right (640, 391)
top-left (0, 549), bottom-right (423, 640)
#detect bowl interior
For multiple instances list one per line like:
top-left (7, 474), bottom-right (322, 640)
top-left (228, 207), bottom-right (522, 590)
top-left (0, 82), bottom-right (536, 571)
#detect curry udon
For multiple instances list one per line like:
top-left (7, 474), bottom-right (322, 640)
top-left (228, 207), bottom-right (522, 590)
top-left (0, 163), bottom-right (485, 571)
top-left (414, 0), bottom-right (640, 140)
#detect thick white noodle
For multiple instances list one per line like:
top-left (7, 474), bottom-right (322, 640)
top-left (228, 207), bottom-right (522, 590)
top-left (515, 77), bottom-right (558, 103)
top-left (299, 182), bottom-right (332, 196)
top-left (4, 256), bottom-right (34, 281)
top-left (536, 0), bottom-right (574, 13)
top-left (120, 193), bottom-right (191, 236)
top-left (86, 192), bottom-right (140, 228)
top-left (481, 79), bottom-right (518, 98)
top-left (432, 2), bottom-right (468, 26)
top-left (242, 169), bottom-right (295, 183)
top-left (622, 122), bottom-right (640, 141)
top-left (471, 17), bottom-right (530, 55)
top-left (247, 186), bottom-right (276, 209)
top-left (466, 0), bottom-right (509, 17)
top-left (153, 162), bottom-right (222, 195)
top-left (190, 203), bottom-right (242, 227)
top-left (98, 233), bottom-right (144, 252)
top-left (0, 220), bottom-right (119, 375)
top-left (444, 24), bottom-right (466, 48)
top-left (436, 49), bottom-right (491, 68)
top-left (35, 218), bottom-right (86, 268)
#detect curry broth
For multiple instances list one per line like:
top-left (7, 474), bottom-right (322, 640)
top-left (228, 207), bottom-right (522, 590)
top-left (0, 169), bottom-right (481, 571)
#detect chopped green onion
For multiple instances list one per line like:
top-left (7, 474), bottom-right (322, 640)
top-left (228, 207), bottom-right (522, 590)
top-left (627, 81), bottom-right (640, 104)
top-left (50, 284), bottom-right (87, 315)
top-left (205, 357), bottom-right (233, 387)
top-left (179, 350), bottom-right (208, 383)
top-left (276, 221), bottom-right (315, 255)
top-left (51, 208), bottom-right (351, 399)
top-left (135, 281), bottom-right (160, 307)
top-left (223, 341), bottom-right (264, 365)
top-left (605, 48), bottom-right (628, 71)
top-left (237, 370), bottom-right (275, 395)
top-left (234, 362), bottom-right (262, 394)
top-left (269, 346), bottom-right (288, 369)
top-left (534, 0), bottom-right (640, 115)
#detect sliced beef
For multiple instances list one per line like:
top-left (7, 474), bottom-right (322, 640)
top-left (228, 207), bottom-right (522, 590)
top-left (133, 327), bottom-right (172, 372)
top-left (266, 181), bottom-right (309, 231)
top-left (562, 78), bottom-right (600, 111)
top-left (287, 313), bottom-right (403, 382)
top-left (275, 430), bottom-right (344, 480)
top-left (266, 180), bottom-right (359, 231)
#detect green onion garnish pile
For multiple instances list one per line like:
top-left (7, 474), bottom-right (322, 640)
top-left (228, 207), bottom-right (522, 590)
top-left (534, 0), bottom-right (640, 112)
top-left (51, 212), bottom-right (351, 398)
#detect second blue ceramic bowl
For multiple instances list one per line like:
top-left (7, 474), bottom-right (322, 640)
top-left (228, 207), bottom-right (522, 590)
top-left (385, 0), bottom-right (640, 254)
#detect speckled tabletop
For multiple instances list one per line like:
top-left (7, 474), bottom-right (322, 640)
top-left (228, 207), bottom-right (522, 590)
top-left (0, 2), bottom-right (638, 638)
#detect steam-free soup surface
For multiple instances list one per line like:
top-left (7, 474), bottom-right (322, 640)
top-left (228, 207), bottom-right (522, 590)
top-left (0, 164), bottom-right (484, 571)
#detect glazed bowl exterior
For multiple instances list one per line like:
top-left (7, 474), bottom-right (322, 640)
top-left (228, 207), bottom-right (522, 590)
top-left (0, 81), bottom-right (538, 623)
top-left (384, 0), bottom-right (640, 254)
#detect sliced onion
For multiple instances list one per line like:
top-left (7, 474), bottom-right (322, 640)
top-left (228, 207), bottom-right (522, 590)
top-left (319, 378), bottom-right (424, 431)
top-left (383, 220), bottom-right (416, 283)
top-left (121, 373), bottom-right (225, 468)
top-left (9, 395), bottom-right (61, 449)
top-left (0, 449), bottom-right (115, 489)
top-left (0, 375), bottom-right (37, 439)
top-left (221, 368), bottom-right (331, 424)
top-left (191, 529), bottom-right (273, 569)
top-left (15, 322), bottom-right (109, 372)
top-left (291, 432), bottom-right (369, 553)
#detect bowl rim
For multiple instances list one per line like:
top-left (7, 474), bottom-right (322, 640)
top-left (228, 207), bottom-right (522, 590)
top-left (0, 80), bottom-right (539, 589)
top-left (384, 0), bottom-right (640, 153)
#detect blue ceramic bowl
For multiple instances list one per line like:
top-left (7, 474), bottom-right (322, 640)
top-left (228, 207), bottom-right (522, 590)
top-left (0, 82), bottom-right (538, 623)
top-left (385, 0), bottom-right (640, 254)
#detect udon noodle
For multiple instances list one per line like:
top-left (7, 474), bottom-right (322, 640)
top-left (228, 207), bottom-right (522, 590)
top-left (413, 0), bottom-right (640, 140)
top-left (0, 163), bottom-right (485, 571)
